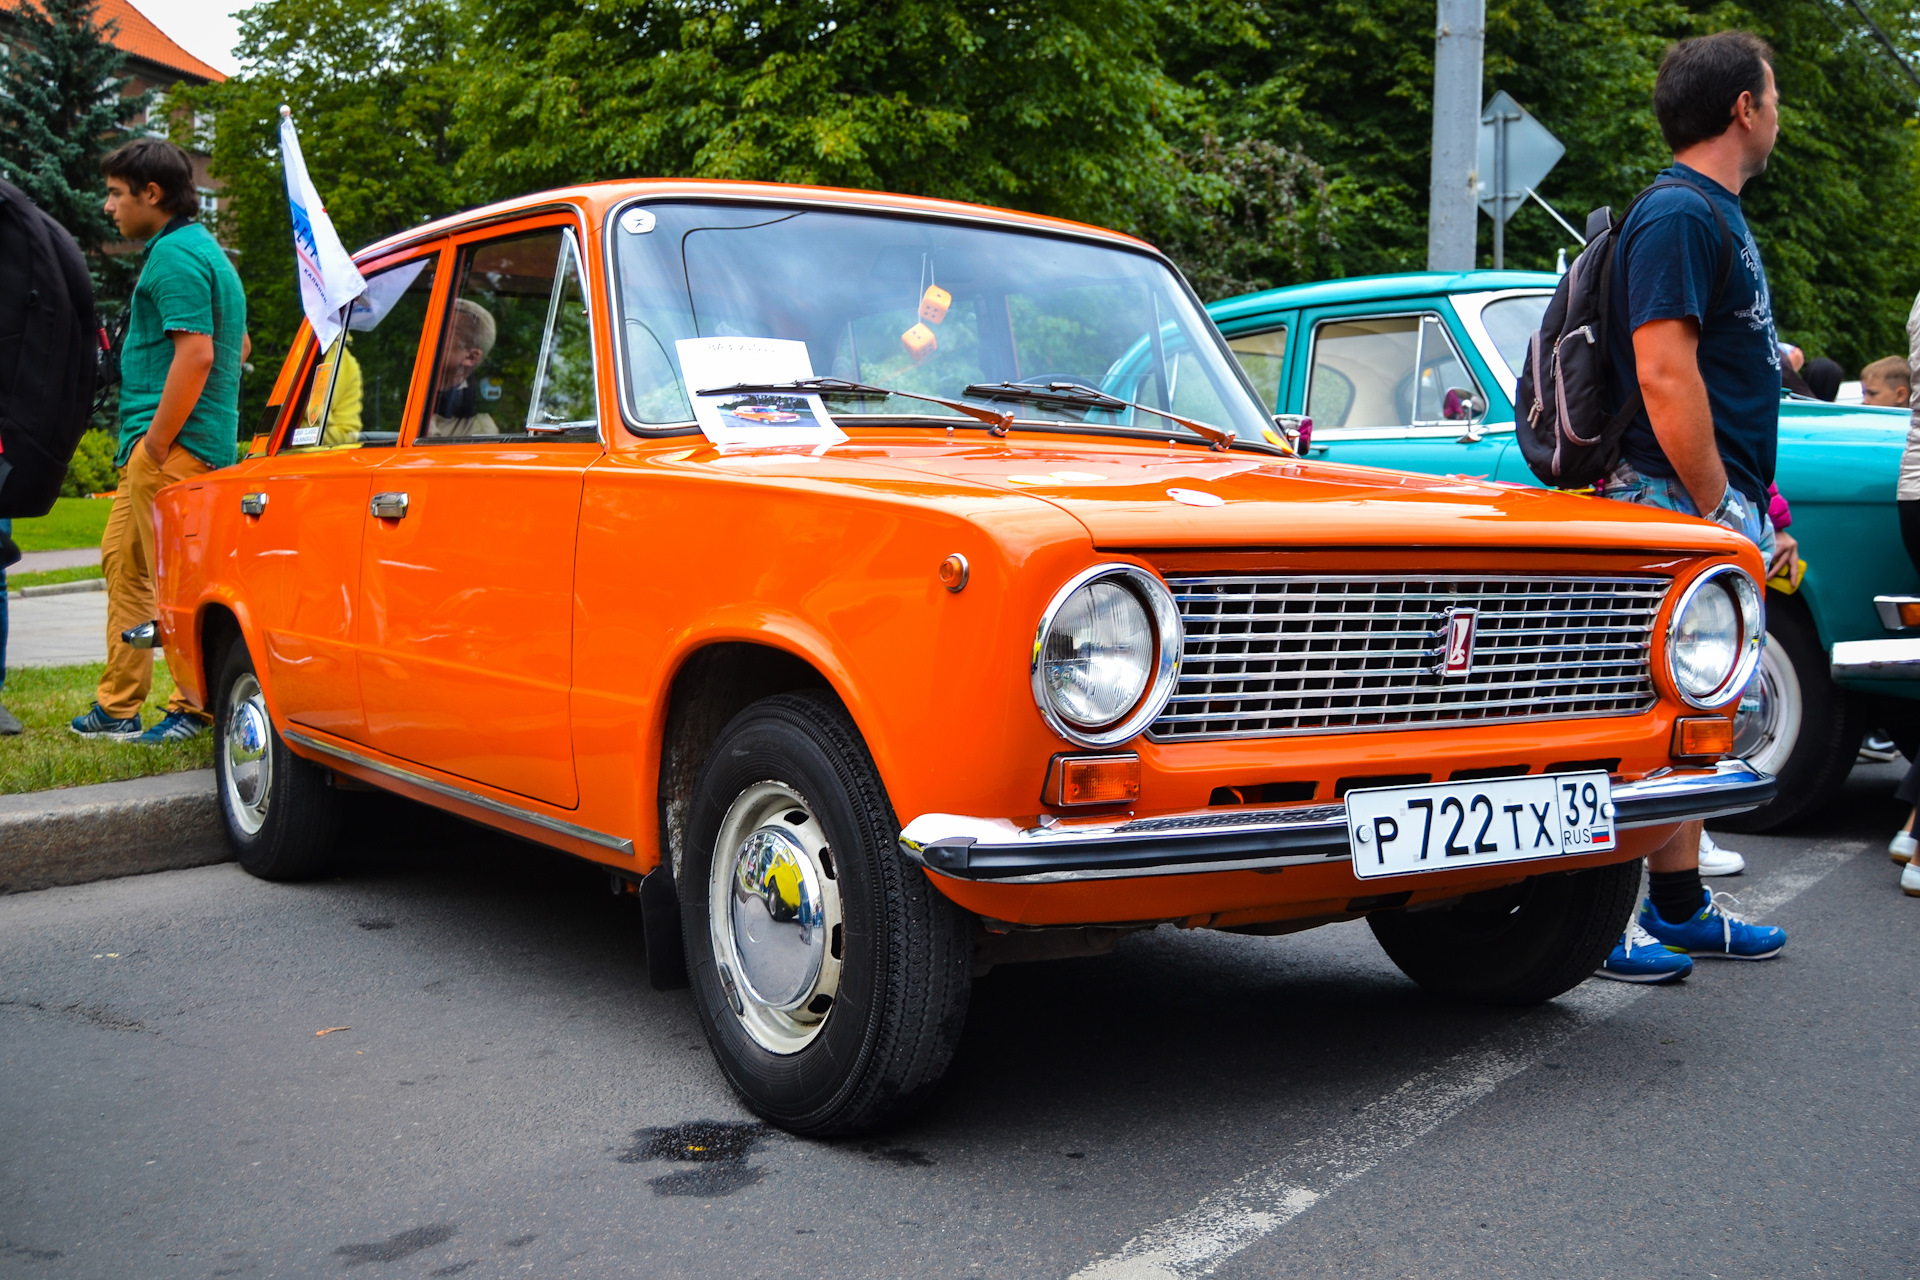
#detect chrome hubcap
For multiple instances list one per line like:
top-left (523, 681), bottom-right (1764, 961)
top-left (1731, 631), bottom-right (1799, 776)
top-left (223, 673), bottom-right (272, 836)
top-left (709, 781), bottom-right (842, 1054)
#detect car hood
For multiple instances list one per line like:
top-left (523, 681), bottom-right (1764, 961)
top-left (694, 437), bottom-right (1752, 555)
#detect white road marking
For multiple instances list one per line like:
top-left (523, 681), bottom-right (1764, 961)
top-left (1070, 843), bottom-right (1857, 1280)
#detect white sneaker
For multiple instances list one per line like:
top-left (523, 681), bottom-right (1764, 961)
top-left (1902, 861), bottom-right (1920, 896)
top-left (1698, 831), bottom-right (1745, 876)
top-left (1890, 831), bottom-right (1916, 865)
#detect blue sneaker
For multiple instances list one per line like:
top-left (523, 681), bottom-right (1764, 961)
top-left (1640, 890), bottom-right (1786, 960)
top-left (69, 703), bottom-right (141, 739)
top-left (129, 710), bottom-right (210, 746)
top-left (1596, 917), bottom-right (1693, 983)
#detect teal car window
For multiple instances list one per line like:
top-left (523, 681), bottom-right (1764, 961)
top-left (1227, 328), bottom-right (1287, 410)
top-left (1308, 316), bottom-right (1418, 430)
top-left (1412, 315), bottom-right (1480, 423)
top-left (1480, 295), bottom-right (1551, 385)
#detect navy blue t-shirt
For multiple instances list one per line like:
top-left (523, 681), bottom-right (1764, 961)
top-left (1607, 163), bottom-right (1779, 505)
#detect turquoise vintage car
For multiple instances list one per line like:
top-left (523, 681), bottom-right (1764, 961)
top-left (1208, 270), bottom-right (1919, 830)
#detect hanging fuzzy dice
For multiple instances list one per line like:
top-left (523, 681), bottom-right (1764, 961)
top-left (900, 322), bottom-right (938, 362)
top-left (918, 284), bottom-right (952, 325)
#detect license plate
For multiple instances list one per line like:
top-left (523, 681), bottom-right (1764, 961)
top-left (1345, 772), bottom-right (1616, 880)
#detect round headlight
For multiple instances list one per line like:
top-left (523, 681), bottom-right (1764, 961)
top-left (1667, 565), bottom-right (1763, 708)
top-left (1032, 565), bottom-right (1183, 747)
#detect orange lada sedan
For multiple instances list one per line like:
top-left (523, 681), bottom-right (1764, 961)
top-left (146, 181), bottom-right (1772, 1135)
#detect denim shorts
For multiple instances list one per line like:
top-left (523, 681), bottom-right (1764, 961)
top-left (1602, 462), bottom-right (1776, 567)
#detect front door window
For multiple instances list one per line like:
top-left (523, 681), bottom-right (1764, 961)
top-left (1306, 313), bottom-right (1482, 434)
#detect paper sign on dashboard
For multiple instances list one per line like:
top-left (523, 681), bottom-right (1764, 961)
top-left (675, 336), bottom-right (847, 449)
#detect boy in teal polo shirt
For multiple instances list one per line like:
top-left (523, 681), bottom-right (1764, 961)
top-left (70, 139), bottom-right (249, 745)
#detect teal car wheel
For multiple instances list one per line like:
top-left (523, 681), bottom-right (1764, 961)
top-left (1719, 593), bottom-right (1858, 833)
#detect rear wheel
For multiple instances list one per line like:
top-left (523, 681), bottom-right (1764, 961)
top-left (1367, 859), bottom-right (1641, 1005)
top-left (680, 692), bottom-right (973, 1136)
top-left (214, 642), bottom-right (341, 880)
top-left (1721, 592), bottom-right (1857, 832)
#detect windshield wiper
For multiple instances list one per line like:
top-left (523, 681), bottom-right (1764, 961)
top-left (695, 377), bottom-right (1015, 436)
top-left (962, 380), bottom-right (1241, 452)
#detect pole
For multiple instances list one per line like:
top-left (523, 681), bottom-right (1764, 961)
top-left (1492, 109), bottom-right (1505, 270)
top-left (1426, 0), bottom-right (1485, 271)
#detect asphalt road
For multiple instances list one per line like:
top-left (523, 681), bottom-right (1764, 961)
top-left (3, 765), bottom-right (1917, 1280)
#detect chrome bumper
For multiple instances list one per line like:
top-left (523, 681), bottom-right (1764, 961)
top-left (1832, 638), bottom-right (1920, 680)
top-left (898, 759), bottom-right (1775, 884)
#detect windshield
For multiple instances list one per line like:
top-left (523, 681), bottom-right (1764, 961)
top-left (611, 203), bottom-right (1274, 444)
top-left (1479, 293), bottom-right (1551, 384)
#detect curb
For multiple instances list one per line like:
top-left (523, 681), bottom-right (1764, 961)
top-left (8, 578), bottom-right (106, 600)
top-left (0, 769), bottom-right (229, 895)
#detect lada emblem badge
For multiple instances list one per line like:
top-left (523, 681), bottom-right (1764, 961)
top-left (1438, 606), bottom-right (1478, 677)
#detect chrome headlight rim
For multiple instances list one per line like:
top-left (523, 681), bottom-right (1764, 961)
top-left (1030, 563), bottom-right (1183, 749)
top-left (1666, 563), bottom-right (1764, 710)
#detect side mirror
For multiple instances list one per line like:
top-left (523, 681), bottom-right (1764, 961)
top-left (1441, 388), bottom-right (1485, 421)
top-left (1273, 414), bottom-right (1313, 453)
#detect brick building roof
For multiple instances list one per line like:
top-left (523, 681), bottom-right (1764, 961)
top-left (2, 0), bottom-right (227, 83)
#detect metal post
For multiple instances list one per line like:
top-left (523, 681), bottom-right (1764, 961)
top-left (1492, 109), bottom-right (1506, 270)
top-left (1426, 0), bottom-right (1485, 271)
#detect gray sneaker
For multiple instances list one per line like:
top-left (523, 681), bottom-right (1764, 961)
top-left (0, 702), bottom-right (20, 736)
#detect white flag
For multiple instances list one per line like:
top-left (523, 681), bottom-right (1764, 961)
top-left (278, 106), bottom-right (365, 351)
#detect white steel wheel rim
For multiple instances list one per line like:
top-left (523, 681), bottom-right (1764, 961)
top-left (1731, 633), bottom-right (1800, 777)
top-left (707, 781), bottom-right (843, 1055)
top-left (223, 673), bottom-right (273, 836)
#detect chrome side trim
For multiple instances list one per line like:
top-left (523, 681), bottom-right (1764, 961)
top-left (1832, 638), bottom-right (1920, 680)
top-left (898, 759), bottom-right (1773, 884)
top-left (283, 730), bottom-right (635, 856)
top-left (1873, 596), bottom-right (1920, 631)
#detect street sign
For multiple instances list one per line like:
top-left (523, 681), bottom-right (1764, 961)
top-left (1477, 89), bottom-right (1564, 268)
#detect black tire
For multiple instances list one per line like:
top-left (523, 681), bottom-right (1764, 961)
top-left (1719, 591), bottom-right (1859, 832)
top-left (1367, 859), bottom-right (1641, 1005)
top-left (680, 691), bottom-right (972, 1136)
top-left (213, 641), bottom-right (341, 880)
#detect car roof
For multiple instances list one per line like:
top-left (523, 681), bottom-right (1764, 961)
top-left (353, 179), bottom-right (1159, 264)
top-left (1207, 270), bottom-right (1559, 322)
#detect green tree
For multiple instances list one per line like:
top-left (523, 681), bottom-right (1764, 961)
top-left (0, 0), bottom-right (149, 292)
top-left (178, 0), bottom-right (469, 426)
top-left (453, 0), bottom-right (1195, 235)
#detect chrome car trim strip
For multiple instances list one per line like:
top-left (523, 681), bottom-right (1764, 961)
top-left (1831, 638), bottom-right (1920, 680)
top-left (897, 759), bottom-right (1773, 883)
top-left (283, 730), bottom-right (635, 856)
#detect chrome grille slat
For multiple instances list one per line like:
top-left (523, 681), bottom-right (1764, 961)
top-left (1149, 573), bottom-right (1668, 740)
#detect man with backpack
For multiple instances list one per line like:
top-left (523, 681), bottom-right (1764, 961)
top-left (67, 139), bottom-right (247, 746)
top-left (1594, 30), bottom-right (1794, 981)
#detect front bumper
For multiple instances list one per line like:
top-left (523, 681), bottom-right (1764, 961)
top-left (898, 758), bottom-right (1774, 884)
top-left (1832, 638), bottom-right (1920, 680)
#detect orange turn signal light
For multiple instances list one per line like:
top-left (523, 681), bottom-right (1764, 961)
top-left (1899, 601), bottom-right (1920, 628)
top-left (1045, 753), bottom-right (1141, 806)
top-left (1673, 715), bottom-right (1734, 759)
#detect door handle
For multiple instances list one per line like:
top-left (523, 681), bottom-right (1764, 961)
top-left (240, 492), bottom-right (267, 516)
top-left (369, 492), bottom-right (410, 520)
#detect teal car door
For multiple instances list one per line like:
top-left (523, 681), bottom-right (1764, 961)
top-left (1288, 299), bottom-right (1512, 477)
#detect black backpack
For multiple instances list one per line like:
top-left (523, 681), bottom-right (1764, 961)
top-left (0, 176), bottom-right (98, 519)
top-left (1514, 176), bottom-right (1734, 489)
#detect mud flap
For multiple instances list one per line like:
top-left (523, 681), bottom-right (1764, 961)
top-left (641, 865), bottom-right (689, 990)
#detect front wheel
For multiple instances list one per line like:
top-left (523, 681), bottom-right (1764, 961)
top-left (1720, 592), bottom-right (1857, 832)
top-left (1367, 859), bottom-right (1641, 1005)
top-left (680, 692), bottom-right (972, 1136)
top-left (213, 642), bottom-right (342, 880)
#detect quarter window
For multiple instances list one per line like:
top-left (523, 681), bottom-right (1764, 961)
top-left (1227, 327), bottom-right (1287, 411)
top-left (1306, 313), bottom-right (1482, 432)
top-left (281, 254), bottom-right (439, 453)
top-left (422, 227), bottom-right (599, 443)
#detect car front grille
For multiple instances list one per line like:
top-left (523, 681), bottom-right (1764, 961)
top-left (1148, 574), bottom-right (1669, 741)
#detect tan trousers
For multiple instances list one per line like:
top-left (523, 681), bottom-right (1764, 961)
top-left (98, 444), bottom-right (213, 719)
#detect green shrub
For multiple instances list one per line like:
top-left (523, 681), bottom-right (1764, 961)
top-left (60, 429), bottom-right (118, 497)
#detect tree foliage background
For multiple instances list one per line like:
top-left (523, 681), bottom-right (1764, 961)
top-left (191, 0), bottom-right (1920, 383)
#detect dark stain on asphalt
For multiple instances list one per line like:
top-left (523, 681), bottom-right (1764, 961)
top-left (861, 1144), bottom-right (935, 1167)
top-left (332, 1224), bottom-right (457, 1266)
top-left (0, 998), bottom-right (150, 1033)
top-left (355, 919), bottom-right (395, 931)
top-left (2, 1237), bottom-right (63, 1261)
top-left (619, 1120), bottom-right (768, 1197)
top-left (501, 1235), bottom-right (537, 1248)
top-left (427, 1265), bottom-right (476, 1277)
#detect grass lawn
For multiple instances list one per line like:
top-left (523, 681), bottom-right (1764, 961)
top-left (10, 496), bottom-right (114, 552)
top-left (1, 661), bottom-right (212, 793)
top-left (7, 565), bottom-right (104, 592)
